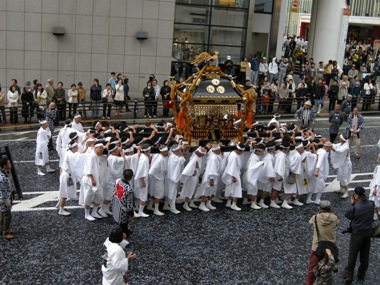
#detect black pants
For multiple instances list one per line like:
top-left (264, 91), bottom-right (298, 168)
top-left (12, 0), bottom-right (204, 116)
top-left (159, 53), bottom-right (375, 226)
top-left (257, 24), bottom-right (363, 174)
top-left (152, 100), bottom-right (157, 116)
top-left (0, 210), bottom-right (12, 235)
top-left (9, 107), bottom-right (18, 124)
top-left (68, 103), bottom-right (77, 118)
top-left (57, 103), bottom-right (66, 120)
top-left (102, 103), bottom-right (112, 118)
top-left (120, 221), bottom-right (132, 238)
top-left (0, 106), bottom-right (6, 123)
top-left (329, 98), bottom-right (336, 111)
top-left (144, 100), bottom-right (153, 116)
top-left (344, 232), bottom-right (372, 280)
top-left (329, 133), bottom-right (338, 143)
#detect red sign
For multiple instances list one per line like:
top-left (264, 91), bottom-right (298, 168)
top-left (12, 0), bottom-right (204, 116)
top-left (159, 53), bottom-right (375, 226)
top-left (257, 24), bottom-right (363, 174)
top-left (293, 0), bottom-right (299, 8)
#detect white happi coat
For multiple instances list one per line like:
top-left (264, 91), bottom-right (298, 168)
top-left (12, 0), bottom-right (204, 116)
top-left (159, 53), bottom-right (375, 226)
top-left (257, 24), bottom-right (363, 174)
top-left (180, 152), bottom-right (204, 199)
top-left (273, 150), bottom-right (297, 194)
top-left (106, 154), bottom-right (125, 200)
top-left (201, 151), bottom-right (222, 197)
top-left (35, 127), bottom-right (51, 166)
top-left (72, 121), bottom-right (84, 133)
top-left (102, 239), bottom-right (129, 285)
top-left (79, 150), bottom-right (102, 205)
top-left (149, 153), bottom-right (168, 199)
top-left (288, 150), bottom-right (305, 195)
top-left (59, 150), bottom-right (80, 199)
top-left (222, 151), bottom-right (243, 198)
top-left (166, 152), bottom-right (186, 201)
top-left (370, 164), bottom-right (380, 208)
top-left (56, 126), bottom-right (76, 167)
top-left (303, 151), bottom-right (317, 194)
top-left (134, 154), bottom-right (150, 202)
top-left (243, 152), bottom-right (264, 196)
top-left (124, 153), bottom-right (139, 188)
top-left (314, 148), bottom-right (329, 193)
top-left (258, 151), bottom-right (276, 192)
top-left (331, 142), bottom-right (352, 187)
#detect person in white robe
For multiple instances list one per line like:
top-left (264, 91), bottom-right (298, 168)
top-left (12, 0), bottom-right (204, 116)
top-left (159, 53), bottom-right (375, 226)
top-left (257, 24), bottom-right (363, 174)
top-left (243, 146), bottom-right (265, 210)
top-left (331, 134), bottom-right (352, 199)
top-left (270, 142), bottom-right (295, 209)
top-left (164, 144), bottom-right (185, 214)
top-left (35, 120), bottom-right (55, 176)
top-left (147, 146), bottom-right (169, 216)
top-left (369, 154), bottom-right (380, 219)
top-left (268, 113), bottom-right (281, 127)
top-left (180, 147), bottom-right (207, 211)
top-left (257, 141), bottom-right (276, 209)
top-left (222, 143), bottom-right (245, 211)
top-left (79, 143), bottom-right (105, 221)
top-left (133, 144), bottom-right (151, 217)
top-left (100, 145), bottom-right (126, 217)
top-left (56, 120), bottom-right (76, 169)
top-left (199, 145), bottom-right (223, 212)
top-left (288, 143), bottom-right (306, 206)
top-left (58, 141), bottom-right (81, 216)
top-left (303, 141), bottom-right (318, 204)
top-left (102, 227), bottom-right (136, 285)
top-left (72, 114), bottom-right (84, 133)
top-left (312, 142), bottom-right (333, 204)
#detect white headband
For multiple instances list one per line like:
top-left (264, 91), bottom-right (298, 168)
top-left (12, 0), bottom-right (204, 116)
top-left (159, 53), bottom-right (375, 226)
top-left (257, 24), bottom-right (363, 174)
top-left (160, 146), bottom-right (168, 152)
top-left (211, 145), bottom-right (221, 151)
top-left (266, 145), bottom-right (276, 149)
top-left (87, 138), bottom-right (96, 143)
top-left (274, 138), bottom-right (282, 143)
top-left (109, 145), bottom-right (118, 153)
top-left (71, 134), bottom-right (78, 140)
top-left (122, 127), bottom-right (129, 132)
top-left (104, 129), bottom-right (112, 134)
top-left (197, 147), bottom-right (207, 155)
top-left (171, 145), bottom-right (180, 152)
top-left (340, 134), bottom-right (347, 142)
top-left (40, 120), bottom-right (47, 125)
top-left (236, 144), bottom-right (245, 150)
top-left (182, 141), bottom-right (189, 145)
top-left (95, 143), bottom-right (104, 148)
top-left (68, 142), bottom-right (78, 149)
top-left (295, 143), bottom-right (304, 149)
top-left (95, 122), bottom-right (101, 129)
top-left (323, 143), bottom-right (333, 147)
top-left (74, 114), bottom-right (81, 119)
top-left (121, 138), bottom-right (130, 145)
top-left (141, 146), bottom-right (151, 152)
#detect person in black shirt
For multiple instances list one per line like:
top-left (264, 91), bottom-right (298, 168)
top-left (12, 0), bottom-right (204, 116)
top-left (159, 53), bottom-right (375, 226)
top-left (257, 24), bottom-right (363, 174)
top-left (342, 186), bottom-right (375, 284)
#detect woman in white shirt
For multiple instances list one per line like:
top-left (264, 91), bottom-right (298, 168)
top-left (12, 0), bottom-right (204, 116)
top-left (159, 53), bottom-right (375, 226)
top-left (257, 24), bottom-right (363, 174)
top-left (102, 227), bottom-right (136, 285)
top-left (7, 86), bottom-right (19, 124)
top-left (67, 83), bottom-right (78, 119)
top-left (363, 77), bottom-right (374, 111)
top-left (114, 79), bottom-right (124, 116)
top-left (102, 83), bottom-right (114, 119)
top-left (34, 84), bottom-right (48, 107)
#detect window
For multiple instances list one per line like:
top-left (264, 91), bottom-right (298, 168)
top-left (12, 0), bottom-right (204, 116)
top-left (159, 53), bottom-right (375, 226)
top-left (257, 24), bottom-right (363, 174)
top-left (254, 0), bottom-right (273, 14)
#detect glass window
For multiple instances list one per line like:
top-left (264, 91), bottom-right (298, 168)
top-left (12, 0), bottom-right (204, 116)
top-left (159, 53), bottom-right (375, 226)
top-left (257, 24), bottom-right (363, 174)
top-left (176, 0), bottom-right (212, 6)
top-left (210, 46), bottom-right (244, 63)
top-left (254, 0), bottom-right (273, 14)
top-left (210, 26), bottom-right (245, 46)
top-left (211, 7), bottom-right (247, 27)
top-left (175, 5), bottom-right (211, 25)
top-left (214, 0), bottom-right (249, 8)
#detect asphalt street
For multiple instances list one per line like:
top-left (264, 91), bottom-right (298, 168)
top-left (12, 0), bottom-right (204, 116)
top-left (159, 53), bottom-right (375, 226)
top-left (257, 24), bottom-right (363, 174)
top-left (0, 116), bottom-right (380, 284)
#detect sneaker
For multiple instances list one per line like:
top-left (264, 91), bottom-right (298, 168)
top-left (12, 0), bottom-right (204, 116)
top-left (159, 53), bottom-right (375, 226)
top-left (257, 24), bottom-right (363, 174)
top-left (58, 209), bottom-right (71, 216)
top-left (341, 192), bottom-right (349, 199)
top-left (107, 117), bottom-right (110, 119)
top-left (37, 171), bottom-right (46, 176)
top-left (230, 204), bottom-right (241, 211)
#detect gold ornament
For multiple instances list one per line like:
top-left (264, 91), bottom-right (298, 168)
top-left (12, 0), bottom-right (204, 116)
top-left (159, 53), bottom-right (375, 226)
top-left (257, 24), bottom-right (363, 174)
top-left (216, 86), bottom-right (225, 94)
top-left (211, 79), bottom-right (220, 86)
top-left (206, 85), bottom-right (215, 93)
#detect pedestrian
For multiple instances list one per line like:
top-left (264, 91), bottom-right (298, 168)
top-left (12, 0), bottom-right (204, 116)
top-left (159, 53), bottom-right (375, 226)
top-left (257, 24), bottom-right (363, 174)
top-left (160, 80), bottom-right (171, 117)
top-left (346, 107), bottom-right (364, 159)
top-left (90, 79), bottom-right (102, 119)
top-left (295, 100), bottom-right (316, 129)
top-left (101, 227), bottom-right (137, 285)
top-left (142, 81), bottom-right (154, 118)
top-left (7, 85), bottom-right (19, 124)
top-left (21, 82), bottom-right (34, 123)
top-left (45, 78), bottom-right (55, 105)
top-left (114, 78), bottom-right (125, 117)
top-left (54, 82), bottom-right (66, 121)
top-left (77, 82), bottom-right (87, 119)
top-left (123, 78), bottom-right (130, 112)
top-left (35, 120), bottom-right (55, 176)
top-left (340, 95), bottom-right (352, 122)
top-left (305, 200), bottom-right (339, 285)
top-left (67, 84), bottom-right (78, 119)
top-left (0, 86), bottom-right (6, 124)
top-left (342, 186), bottom-right (375, 284)
top-left (102, 83), bottom-right (113, 119)
top-left (41, 102), bottom-right (57, 151)
top-left (328, 104), bottom-right (344, 143)
top-left (0, 157), bottom-right (14, 240)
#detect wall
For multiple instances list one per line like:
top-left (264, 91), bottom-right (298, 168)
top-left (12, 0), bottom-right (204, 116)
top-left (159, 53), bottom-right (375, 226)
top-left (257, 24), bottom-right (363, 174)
top-left (0, 0), bottom-right (175, 98)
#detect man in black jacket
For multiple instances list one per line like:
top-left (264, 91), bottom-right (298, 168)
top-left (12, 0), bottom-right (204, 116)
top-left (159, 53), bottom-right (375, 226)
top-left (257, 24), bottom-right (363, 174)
top-left (342, 186), bottom-right (374, 284)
